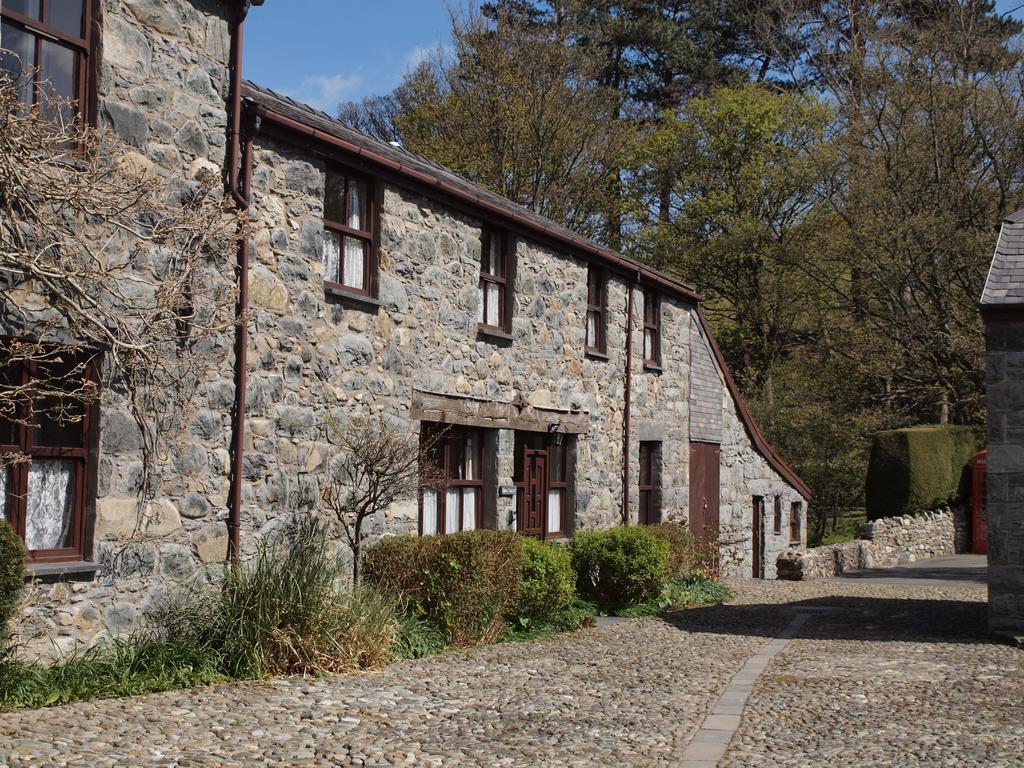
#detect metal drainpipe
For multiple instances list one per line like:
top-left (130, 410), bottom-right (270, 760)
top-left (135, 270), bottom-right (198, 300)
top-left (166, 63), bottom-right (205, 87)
top-left (622, 275), bottom-right (637, 526)
top-left (227, 5), bottom-right (254, 562)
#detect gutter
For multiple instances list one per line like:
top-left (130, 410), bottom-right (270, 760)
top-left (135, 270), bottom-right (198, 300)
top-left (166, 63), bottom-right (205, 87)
top-left (225, 6), bottom-right (257, 561)
top-left (622, 275), bottom-right (638, 524)
top-left (248, 103), bottom-right (701, 305)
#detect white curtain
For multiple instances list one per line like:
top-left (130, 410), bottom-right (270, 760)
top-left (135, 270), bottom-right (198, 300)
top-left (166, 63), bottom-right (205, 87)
top-left (644, 329), bottom-right (655, 360)
top-left (476, 284), bottom-right (485, 324)
top-left (421, 490), bottom-right (438, 536)
top-left (586, 312), bottom-right (597, 348)
top-left (445, 488), bottom-right (460, 533)
top-left (547, 489), bottom-right (563, 534)
top-left (322, 228), bottom-right (340, 283)
top-left (347, 178), bottom-right (365, 230)
top-left (485, 283), bottom-right (500, 326)
top-left (26, 459), bottom-right (73, 550)
top-left (343, 237), bottom-right (365, 290)
top-left (0, 469), bottom-right (7, 521)
top-left (463, 434), bottom-right (477, 480)
top-left (462, 488), bottom-right (477, 531)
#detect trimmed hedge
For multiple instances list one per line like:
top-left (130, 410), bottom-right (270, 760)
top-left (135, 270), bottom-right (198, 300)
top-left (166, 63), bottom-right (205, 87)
top-left (570, 526), bottom-right (668, 612)
top-left (865, 425), bottom-right (984, 520)
top-left (0, 521), bottom-right (26, 655)
top-left (363, 530), bottom-right (523, 646)
top-left (518, 538), bottom-right (575, 624)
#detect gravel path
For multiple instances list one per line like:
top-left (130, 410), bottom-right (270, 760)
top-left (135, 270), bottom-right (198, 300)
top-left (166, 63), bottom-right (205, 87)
top-left (1, 577), bottom-right (1020, 767)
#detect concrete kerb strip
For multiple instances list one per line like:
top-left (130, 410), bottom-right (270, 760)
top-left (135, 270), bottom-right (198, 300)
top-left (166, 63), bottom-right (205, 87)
top-left (679, 611), bottom-right (812, 767)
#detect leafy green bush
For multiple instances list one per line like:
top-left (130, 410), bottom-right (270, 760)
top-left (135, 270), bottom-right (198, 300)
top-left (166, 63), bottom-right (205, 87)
top-left (516, 538), bottom-right (575, 625)
top-left (569, 526), bottom-right (668, 612)
top-left (0, 637), bottom-right (225, 711)
top-left (865, 425), bottom-right (984, 520)
top-left (646, 522), bottom-right (718, 580)
top-left (156, 513), bottom-right (398, 677)
top-left (0, 521), bottom-right (26, 656)
top-left (364, 530), bottom-right (523, 646)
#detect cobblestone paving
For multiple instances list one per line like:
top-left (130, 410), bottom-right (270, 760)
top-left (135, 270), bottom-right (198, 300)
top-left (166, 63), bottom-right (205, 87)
top-left (722, 579), bottom-right (1024, 768)
top-left (1, 578), bottom-right (1019, 767)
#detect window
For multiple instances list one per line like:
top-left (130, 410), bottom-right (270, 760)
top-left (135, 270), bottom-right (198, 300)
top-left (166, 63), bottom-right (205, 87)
top-left (0, 0), bottom-right (91, 127)
top-left (420, 426), bottom-right (483, 535)
top-left (322, 167), bottom-right (376, 296)
top-left (638, 441), bottom-right (660, 525)
top-left (790, 501), bottom-right (802, 544)
top-left (585, 266), bottom-right (606, 355)
top-left (478, 228), bottom-right (511, 333)
top-left (773, 496), bottom-right (783, 534)
top-left (0, 353), bottom-right (95, 562)
top-left (547, 440), bottom-right (568, 537)
top-left (642, 289), bottom-right (660, 367)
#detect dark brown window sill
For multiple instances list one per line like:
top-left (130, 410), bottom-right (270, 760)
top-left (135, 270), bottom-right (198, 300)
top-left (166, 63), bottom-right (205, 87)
top-left (585, 349), bottom-right (609, 361)
top-left (26, 560), bottom-right (100, 583)
top-left (477, 325), bottom-right (513, 343)
top-left (643, 361), bottom-right (663, 373)
top-left (324, 283), bottom-right (380, 309)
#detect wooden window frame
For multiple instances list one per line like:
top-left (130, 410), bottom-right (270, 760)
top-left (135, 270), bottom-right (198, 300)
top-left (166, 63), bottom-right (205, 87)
top-left (638, 441), bottom-right (660, 525)
top-left (0, 354), bottom-right (96, 563)
top-left (773, 495), bottom-right (783, 535)
top-left (478, 228), bottom-right (513, 336)
top-left (789, 501), bottom-right (802, 544)
top-left (642, 288), bottom-right (661, 368)
top-left (547, 440), bottom-right (568, 538)
top-left (0, 0), bottom-right (93, 125)
top-left (585, 266), bottom-right (606, 356)
top-left (322, 166), bottom-right (379, 299)
top-left (418, 425), bottom-right (484, 535)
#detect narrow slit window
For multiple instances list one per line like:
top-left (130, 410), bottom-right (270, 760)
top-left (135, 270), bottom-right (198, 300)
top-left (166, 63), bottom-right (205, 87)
top-left (639, 441), bottom-right (660, 525)
top-left (790, 501), bottom-right (802, 544)
top-left (774, 496), bottom-right (783, 535)
top-left (478, 229), bottom-right (510, 332)
top-left (585, 266), bottom-right (606, 354)
top-left (642, 289), bottom-right (661, 367)
top-left (323, 168), bottom-right (376, 296)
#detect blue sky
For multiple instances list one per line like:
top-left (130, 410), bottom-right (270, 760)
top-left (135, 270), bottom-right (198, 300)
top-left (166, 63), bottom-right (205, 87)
top-left (245, 1), bottom-right (454, 112)
top-left (245, 1), bottom-right (1024, 114)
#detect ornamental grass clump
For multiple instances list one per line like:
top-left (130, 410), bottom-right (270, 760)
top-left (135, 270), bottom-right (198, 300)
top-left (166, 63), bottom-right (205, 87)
top-left (156, 513), bottom-right (399, 678)
top-left (569, 526), bottom-right (668, 613)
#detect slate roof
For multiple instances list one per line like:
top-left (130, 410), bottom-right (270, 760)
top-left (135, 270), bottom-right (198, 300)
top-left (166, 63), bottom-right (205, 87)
top-left (982, 209), bottom-right (1024, 306)
top-left (241, 81), bottom-right (699, 302)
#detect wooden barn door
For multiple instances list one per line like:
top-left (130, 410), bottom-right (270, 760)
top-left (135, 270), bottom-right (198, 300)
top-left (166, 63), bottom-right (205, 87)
top-left (689, 442), bottom-right (721, 546)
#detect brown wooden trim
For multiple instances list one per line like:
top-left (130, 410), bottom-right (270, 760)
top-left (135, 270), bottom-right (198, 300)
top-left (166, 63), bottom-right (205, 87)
top-left (585, 266), bottom-right (607, 355)
top-left (323, 165), bottom-right (377, 296)
top-left (642, 288), bottom-right (661, 367)
top-left (694, 306), bottom-right (813, 500)
top-left (980, 304), bottom-right (1024, 321)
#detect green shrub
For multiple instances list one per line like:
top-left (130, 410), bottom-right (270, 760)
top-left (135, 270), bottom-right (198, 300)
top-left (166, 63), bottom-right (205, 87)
top-left (0, 520), bottom-right (26, 655)
top-left (516, 538), bottom-right (575, 625)
top-left (0, 637), bottom-right (225, 711)
top-left (646, 522), bottom-right (716, 580)
top-left (865, 425), bottom-right (984, 520)
top-left (364, 530), bottom-right (523, 646)
top-left (155, 513), bottom-right (398, 677)
top-left (569, 526), bottom-right (668, 612)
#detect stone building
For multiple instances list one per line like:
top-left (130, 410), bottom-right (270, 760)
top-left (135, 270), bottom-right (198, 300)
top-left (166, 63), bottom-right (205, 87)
top-left (983, 210), bottom-right (1024, 638)
top-left (0, 0), bottom-right (809, 657)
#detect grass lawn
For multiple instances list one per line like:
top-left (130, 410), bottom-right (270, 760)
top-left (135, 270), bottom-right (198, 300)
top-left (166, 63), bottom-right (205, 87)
top-left (809, 508), bottom-right (867, 547)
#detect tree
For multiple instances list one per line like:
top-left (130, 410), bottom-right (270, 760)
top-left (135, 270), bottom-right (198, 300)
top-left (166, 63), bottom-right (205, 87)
top-left (321, 415), bottom-right (443, 585)
top-left (0, 76), bottom-right (241, 493)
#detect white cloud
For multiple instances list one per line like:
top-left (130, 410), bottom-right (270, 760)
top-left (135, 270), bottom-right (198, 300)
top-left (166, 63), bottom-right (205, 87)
top-left (285, 73), bottom-right (363, 111)
top-left (403, 43), bottom-right (453, 73)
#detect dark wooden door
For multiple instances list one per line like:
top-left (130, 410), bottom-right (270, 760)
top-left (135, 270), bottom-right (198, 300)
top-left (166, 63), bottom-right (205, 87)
top-left (521, 449), bottom-right (547, 538)
top-left (688, 442), bottom-right (721, 547)
top-left (752, 497), bottom-right (764, 579)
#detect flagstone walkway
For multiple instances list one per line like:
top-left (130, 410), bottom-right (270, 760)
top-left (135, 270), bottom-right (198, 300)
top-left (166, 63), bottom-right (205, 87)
top-left (1, 576), bottom-right (1020, 767)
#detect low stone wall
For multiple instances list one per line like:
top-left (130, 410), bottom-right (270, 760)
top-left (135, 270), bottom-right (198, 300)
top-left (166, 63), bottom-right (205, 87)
top-left (777, 506), bottom-right (966, 581)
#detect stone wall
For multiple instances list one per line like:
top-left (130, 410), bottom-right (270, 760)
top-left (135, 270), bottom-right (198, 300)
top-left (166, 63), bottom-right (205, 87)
top-left (776, 507), bottom-right (962, 580)
top-left (985, 316), bottom-right (1024, 636)
top-left (10, 1), bottom-right (810, 659)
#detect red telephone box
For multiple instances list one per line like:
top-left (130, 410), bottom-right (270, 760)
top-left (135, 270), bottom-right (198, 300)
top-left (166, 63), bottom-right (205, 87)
top-left (971, 450), bottom-right (988, 555)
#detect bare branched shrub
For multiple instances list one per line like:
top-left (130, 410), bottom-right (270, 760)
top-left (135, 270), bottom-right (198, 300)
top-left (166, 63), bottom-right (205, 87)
top-left (322, 415), bottom-right (444, 584)
top-left (0, 73), bottom-right (242, 500)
